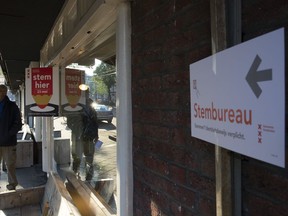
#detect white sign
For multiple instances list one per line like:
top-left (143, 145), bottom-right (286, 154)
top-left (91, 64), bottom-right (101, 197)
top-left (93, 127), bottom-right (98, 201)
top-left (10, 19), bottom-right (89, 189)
top-left (25, 67), bottom-right (59, 116)
top-left (60, 68), bottom-right (86, 115)
top-left (190, 28), bottom-right (285, 167)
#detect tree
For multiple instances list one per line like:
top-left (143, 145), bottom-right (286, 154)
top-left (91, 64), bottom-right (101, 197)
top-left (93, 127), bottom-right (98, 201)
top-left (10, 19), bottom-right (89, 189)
top-left (93, 62), bottom-right (116, 103)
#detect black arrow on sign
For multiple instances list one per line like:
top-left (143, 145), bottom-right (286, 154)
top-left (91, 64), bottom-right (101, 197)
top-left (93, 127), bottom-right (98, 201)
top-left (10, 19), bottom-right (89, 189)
top-left (246, 55), bottom-right (272, 98)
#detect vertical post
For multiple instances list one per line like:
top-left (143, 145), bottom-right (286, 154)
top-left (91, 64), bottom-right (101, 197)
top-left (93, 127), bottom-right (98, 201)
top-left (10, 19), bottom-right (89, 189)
top-left (28, 62), bottom-right (42, 142)
top-left (210, 1), bottom-right (232, 216)
top-left (42, 117), bottom-right (49, 172)
top-left (35, 118), bottom-right (42, 141)
top-left (42, 117), bottom-right (55, 172)
top-left (227, 1), bottom-right (242, 215)
top-left (116, 1), bottom-right (133, 216)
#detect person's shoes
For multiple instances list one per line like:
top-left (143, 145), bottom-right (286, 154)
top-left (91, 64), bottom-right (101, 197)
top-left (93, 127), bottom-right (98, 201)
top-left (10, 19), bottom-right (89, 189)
top-left (6, 184), bottom-right (16, 190)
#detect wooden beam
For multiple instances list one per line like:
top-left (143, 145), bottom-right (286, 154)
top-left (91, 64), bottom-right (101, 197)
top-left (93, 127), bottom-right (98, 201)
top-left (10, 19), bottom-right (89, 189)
top-left (66, 173), bottom-right (116, 216)
top-left (210, 0), bottom-right (233, 216)
top-left (0, 186), bottom-right (44, 210)
top-left (42, 172), bottom-right (80, 215)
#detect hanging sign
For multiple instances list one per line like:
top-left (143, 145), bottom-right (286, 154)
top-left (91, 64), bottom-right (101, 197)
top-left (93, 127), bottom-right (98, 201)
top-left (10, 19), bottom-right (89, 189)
top-left (190, 28), bottom-right (285, 167)
top-left (25, 67), bottom-right (59, 116)
top-left (60, 68), bottom-right (86, 115)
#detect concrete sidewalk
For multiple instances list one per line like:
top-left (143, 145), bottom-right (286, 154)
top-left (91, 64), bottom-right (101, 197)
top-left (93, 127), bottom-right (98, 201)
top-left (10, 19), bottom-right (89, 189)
top-left (0, 132), bottom-right (116, 193)
top-left (0, 119), bottom-right (117, 214)
top-left (0, 164), bottom-right (47, 193)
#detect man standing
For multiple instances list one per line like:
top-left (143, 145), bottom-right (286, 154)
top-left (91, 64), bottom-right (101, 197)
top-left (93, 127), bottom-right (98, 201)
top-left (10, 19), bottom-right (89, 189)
top-left (0, 85), bottom-right (22, 190)
top-left (66, 88), bottom-right (98, 180)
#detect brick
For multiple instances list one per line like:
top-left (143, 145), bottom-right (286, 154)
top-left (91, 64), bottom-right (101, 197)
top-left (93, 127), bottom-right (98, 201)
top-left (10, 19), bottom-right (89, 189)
top-left (132, 0), bottom-right (288, 215)
top-left (170, 127), bottom-right (189, 146)
top-left (161, 110), bottom-right (189, 127)
top-left (242, 163), bottom-right (288, 202)
top-left (145, 125), bottom-right (171, 141)
top-left (143, 59), bottom-right (166, 75)
top-left (169, 164), bottom-right (186, 185)
top-left (173, 1), bottom-right (210, 31)
top-left (144, 155), bottom-right (169, 177)
top-left (184, 151), bottom-right (199, 171)
top-left (162, 72), bottom-right (190, 91)
top-left (198, 197), bottom-right (216, 216)
top-left (167, 185), bottom-right (197, 208)
top-left (187, 171), bottom-right (215, 198)
top-left (165, 54), bottom-right (186, 72)
top-left (150, 191), bottom-right (171, 215)
top-left (170, 202), bottom-right (196, 216)
top-left (143, 25), bottom-right (169, 46)
top-left (243, 193), bottom-right (288, 216)
top-left (153, 144), bottom-right (187, 165)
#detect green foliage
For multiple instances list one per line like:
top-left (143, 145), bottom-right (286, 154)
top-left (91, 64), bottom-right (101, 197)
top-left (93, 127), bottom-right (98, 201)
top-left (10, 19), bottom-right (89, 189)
top-left (96, 80), bottom-right (108, 95)
top-left (92, 62), bottom-right (116, 101)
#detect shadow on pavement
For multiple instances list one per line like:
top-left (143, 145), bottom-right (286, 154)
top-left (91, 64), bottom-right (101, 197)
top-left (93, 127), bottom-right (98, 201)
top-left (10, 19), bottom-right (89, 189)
top-left (98, 121), bottom-right (116, 130)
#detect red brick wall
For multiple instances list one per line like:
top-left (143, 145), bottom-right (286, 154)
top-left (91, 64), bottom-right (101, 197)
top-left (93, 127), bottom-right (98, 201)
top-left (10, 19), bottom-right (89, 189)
top-left (241, 1), bottom-right (288, 215)
top-left (131, 0), bottom-right (288, 215)
top-left (132, 1), bottom-right (214, 215)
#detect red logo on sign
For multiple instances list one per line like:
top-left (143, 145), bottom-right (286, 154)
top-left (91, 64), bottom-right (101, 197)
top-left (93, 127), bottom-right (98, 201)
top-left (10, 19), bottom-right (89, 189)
top-left (31, 68), bottom-right (53, 109)
top-left (65, 69), bottom-right (82, 108)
